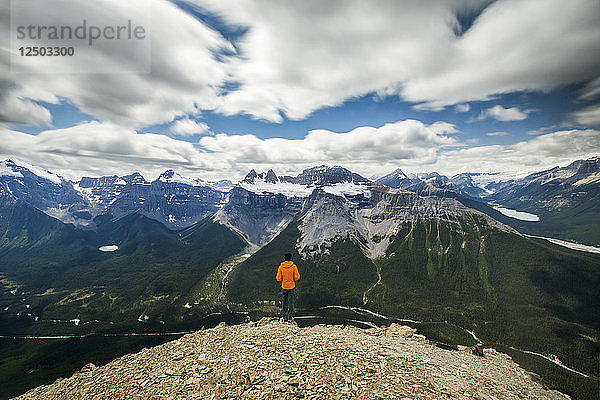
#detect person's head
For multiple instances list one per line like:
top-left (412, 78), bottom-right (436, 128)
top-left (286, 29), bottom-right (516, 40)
top-left (284, 253), bottom-right (292, 261)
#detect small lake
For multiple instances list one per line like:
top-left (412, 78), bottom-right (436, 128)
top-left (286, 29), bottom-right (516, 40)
top-left (492, 206), bottom-right (540, 221)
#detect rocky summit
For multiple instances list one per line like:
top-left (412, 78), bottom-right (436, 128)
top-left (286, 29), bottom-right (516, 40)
top-left (12, 319), bottom-right (568, 400)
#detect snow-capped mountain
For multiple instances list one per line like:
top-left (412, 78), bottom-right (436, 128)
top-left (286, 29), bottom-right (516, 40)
top-left (295, 182), bottom-right (508, 259)
top-left (487, 157), bottom-right (600, 210)
top-left (374, 168), bottom-right (419, 190)
top-left (0, 159), bottom-right (89, 226)
top-left (377, 168), bottom-right (503, 199)
top-left (3, 157), bottom-right (599, 247)
top-left (215, 166), bottom-right (373, 245)
top-left (74, 170), bottom-right (226, 229)
top-left (376, 169), bottom-right (470, 197)
top-left (444, 173), bottom-right (494, 199)
top-left (376, 158), bottom-right (600, 205)
top-left (215, 165), bottom-right (509, 255)
top-left (374, 158), bottom-right (600, 246)
top-left (1, 160), bottom-right (226, 229)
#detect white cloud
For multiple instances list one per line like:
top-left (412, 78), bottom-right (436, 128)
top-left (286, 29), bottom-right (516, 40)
top-left (0, 92), bottom-right (52, 126)
top-left (1, 121), bottom-right (597, 182)
top-left (486, 131), bottom-right (510, 136)
top-left (0, 122), bottom-right (218, 180)
top-left (0, 119), bottom-right (458, 180)
top-left (455, 104), bottom-right (471, 113)
top-left (0, 0), bottom-right (229, 127)
top-left (434, 128), bottom-right (600, 178)
top-left (199, 120), bottom-right (458, 168)
top-left (528, 128), bottom-right (547, 136)
top-left (579, 77), bottom-right (600, 100)
top-left (477, 105), bottom-right (528, 122)
top-left (571, 105), bottom-right (600, 127)
top-left (198, 0), bottom-right (599, 119)
top-left (1, 0), bottom-right (598, 125)
top-left (169, 119), bottom-right (211, 136)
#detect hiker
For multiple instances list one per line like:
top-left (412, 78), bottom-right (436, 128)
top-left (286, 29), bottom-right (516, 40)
top-left (276, 253), bottom-right (300, 322)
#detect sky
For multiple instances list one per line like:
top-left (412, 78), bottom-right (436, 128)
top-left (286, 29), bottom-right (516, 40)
top-left (1, 0), bottom-right (599, 181)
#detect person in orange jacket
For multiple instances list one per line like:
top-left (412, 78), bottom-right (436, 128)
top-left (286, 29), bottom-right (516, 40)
top-left (276, 253), bottom-right (300, 322)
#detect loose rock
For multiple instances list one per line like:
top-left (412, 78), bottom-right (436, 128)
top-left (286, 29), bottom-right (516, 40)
top-left (11, 320), bottom-right (569, 400)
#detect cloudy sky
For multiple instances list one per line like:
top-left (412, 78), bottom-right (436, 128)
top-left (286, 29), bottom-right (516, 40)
top-left (1, 0), bottom-right (599, 181)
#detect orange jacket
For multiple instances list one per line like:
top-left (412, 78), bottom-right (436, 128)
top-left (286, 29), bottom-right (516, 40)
top-left (276, 261), bottom-right (300, 289)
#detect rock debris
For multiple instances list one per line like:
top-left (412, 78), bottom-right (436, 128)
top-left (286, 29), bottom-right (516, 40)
top-left (12, 319), bottom-right (569, 400)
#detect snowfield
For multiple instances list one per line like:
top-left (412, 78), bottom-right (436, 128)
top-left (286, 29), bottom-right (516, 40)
top-left (322, 182), bottom-right (371, 198)
top-left (239, 180), bottom-right (314, 198)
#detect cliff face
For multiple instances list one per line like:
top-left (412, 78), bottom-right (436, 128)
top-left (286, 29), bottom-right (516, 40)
top-left (214, 185), bottom-right (304, 246)
top-left (13, 319), bottom-right (568, 400)
top-left (296, 184), bottom-right (497, 259)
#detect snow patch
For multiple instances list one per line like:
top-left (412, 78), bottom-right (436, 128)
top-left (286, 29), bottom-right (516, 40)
top-left (158, 170), bottom-right (201, 186)
top-left (137, 313), bottom-right (149, 322)
top-left (240, 179), bottom-right (314, 198)
top-left (99, 245), bottom-right (118, 252)
top-left (322, 182), bottom-right (371, 198)
top-left (0, 161), bottom-right (23, 178)
top-left (10, 159), bottom-right (63, 184)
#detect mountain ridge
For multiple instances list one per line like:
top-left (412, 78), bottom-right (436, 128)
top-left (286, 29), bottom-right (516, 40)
top-left (3, 157), bottom-right (599, 244)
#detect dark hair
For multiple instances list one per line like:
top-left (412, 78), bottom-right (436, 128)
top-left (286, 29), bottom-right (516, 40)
top-left (284, 253), bottom-right (292, 261)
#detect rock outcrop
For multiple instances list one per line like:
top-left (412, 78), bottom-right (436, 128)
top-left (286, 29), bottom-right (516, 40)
top-left (12, 320), bottom-right (568, 400)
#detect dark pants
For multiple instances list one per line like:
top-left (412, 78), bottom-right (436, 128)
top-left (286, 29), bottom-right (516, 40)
top-left (281, 288), bottom-right (295, 320)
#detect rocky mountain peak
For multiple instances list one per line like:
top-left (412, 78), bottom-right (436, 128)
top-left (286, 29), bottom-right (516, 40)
top-left (449, 173), bottom-right (476, 187)
top-left (264, 169), bottom-right (278, 183)
top-left (295, 165), bottom-right (368, 186)
top-left (157, 169), bottom-right (200, 186)
top-left (376, 168), bottom-right (420, 190)
top-left (571, 157), bottom-right (600, 175)
top-left (418, 172), bottom-right (447, 183)
top-left (1, 158), bottom-right (64, 185)
top-left (159, 169), bottom-right (176, 180)
top-left (243, 169), bottom-right (259, 183)
top-left (12, 319), bottom-right (568, 400)
top-left (388, 168), bottom-right (407, 178)
top-left (78, 175), bottom-right (122, 188)
top-left (123, 172), bottom-right (148, 185)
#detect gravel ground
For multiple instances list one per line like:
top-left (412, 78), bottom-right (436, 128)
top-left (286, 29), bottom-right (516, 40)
top-left (12, 319), bottom-right (569, 400)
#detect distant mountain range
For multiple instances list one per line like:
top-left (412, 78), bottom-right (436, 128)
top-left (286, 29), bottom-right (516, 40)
top-left (375, 157), bottom-right (600, 245)
top-left (0, 159), bottom-right (231, 229)
top-left (2, 157), bottom-right (598, 244)
top-left (1, 157), bottom-right (599, 383)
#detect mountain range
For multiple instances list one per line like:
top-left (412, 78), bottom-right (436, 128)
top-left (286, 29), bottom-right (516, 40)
top-left (375, 157), bottom-right (600, 245)
top-left (1, 157), bottom-right (599, 398)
